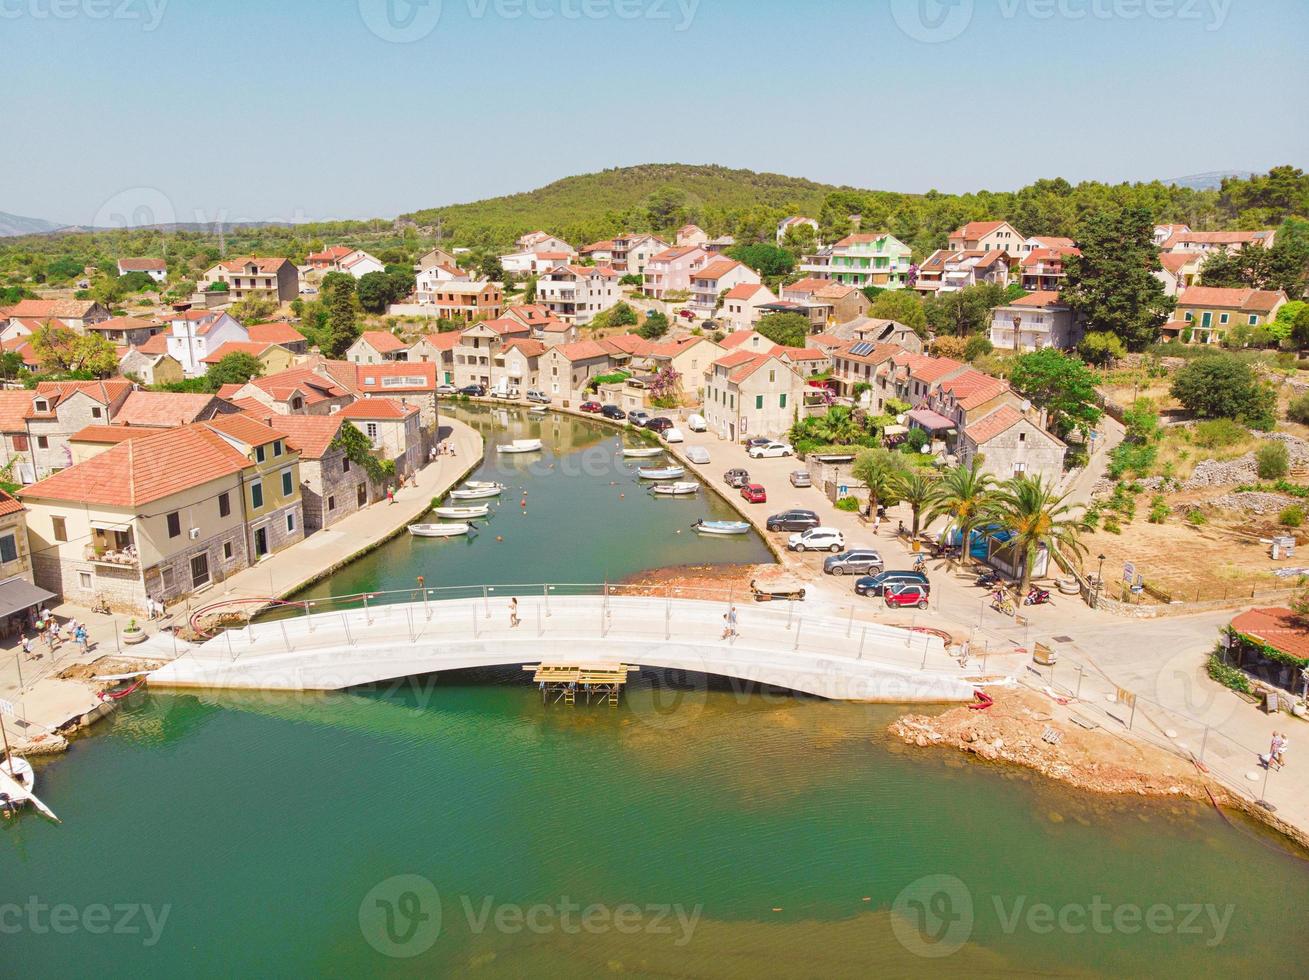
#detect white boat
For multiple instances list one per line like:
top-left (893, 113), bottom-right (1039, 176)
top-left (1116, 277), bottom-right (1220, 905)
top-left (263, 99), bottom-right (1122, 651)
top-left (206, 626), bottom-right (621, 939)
top-left (651, 482), bottom-right (700, 496)
top-left (692, 519), bottom-right (751, 535)
top-left (408, 523), bottom-right (473, 538)
top-left (1, 756), bottom-right (34, 794)
top-left (637, 465), bottom-right (685, 480)
top-left (496, 438), bottom-right (543, 454)
top-left (0, 756), bottom-right (56, 822)
top-left (463, 481), bottom-right (503, 490)
top-left (432, 505), bottom-right (489, 519)
top-left (528, 405), bottom-right (548, 414)
top-left (622, 447), bottom-right (664, 458)
top-left (449, 483), bottom-right (504, 499)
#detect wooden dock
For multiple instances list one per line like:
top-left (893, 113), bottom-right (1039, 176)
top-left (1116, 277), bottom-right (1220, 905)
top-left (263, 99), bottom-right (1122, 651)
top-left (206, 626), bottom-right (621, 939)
top-left (525, 663), bottom-right (638, 706)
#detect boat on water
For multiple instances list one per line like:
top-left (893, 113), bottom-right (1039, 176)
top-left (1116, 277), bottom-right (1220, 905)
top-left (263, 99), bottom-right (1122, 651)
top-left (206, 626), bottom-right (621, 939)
top-left (650, 482), bottom-right (700, 496)
top-left (497, 438), bottom-right (543, 454)
top-left (449, 483), bottom-right (504, 499)
top-left (528, 405), bottom-right (548, 414)
top-left (432, 505), bottom-right (490, 519)
top-left (0, 755), bottom-right (56, 821)
top-left (622, 447), bottom-right (664, 458)
top-left (463, 481), bottom-right (503, 490)
top-left (637, 465), bottom-right (686, 480)
top-left (692, 519), bottom-right (752, 535)
top-left (408, 523), bottom-right (474, 538)
top-left (1, 756), bottom-right (33, 793)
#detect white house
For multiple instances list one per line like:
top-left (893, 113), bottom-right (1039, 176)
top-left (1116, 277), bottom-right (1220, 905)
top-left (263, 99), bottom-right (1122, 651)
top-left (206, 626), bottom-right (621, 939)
top-left (688, 259), bottom-right (760, 313)
top-left (535, 265), bottom-right (622, 326)
top-left (989, 292), bottom-right (1082, 352)
top-left (776, 216), bottom-right (819, 245)
top-left (338, 250), bottom-right (386, 279)
top-left (117, 258), bottom-right (167, 282)
top-left (164, 310), bottom-right (249, 377)
top-left (720, 283), bottom-right (779, 330)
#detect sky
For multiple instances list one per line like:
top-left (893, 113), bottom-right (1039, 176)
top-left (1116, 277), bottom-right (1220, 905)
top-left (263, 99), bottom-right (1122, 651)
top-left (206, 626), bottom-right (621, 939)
top-left (2, 0), bottom-right (1306, 226)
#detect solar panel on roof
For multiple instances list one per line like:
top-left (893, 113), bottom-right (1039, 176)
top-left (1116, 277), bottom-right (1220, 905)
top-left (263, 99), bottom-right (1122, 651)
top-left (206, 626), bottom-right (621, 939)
top-left (850, 342), bottom-right (875, 356)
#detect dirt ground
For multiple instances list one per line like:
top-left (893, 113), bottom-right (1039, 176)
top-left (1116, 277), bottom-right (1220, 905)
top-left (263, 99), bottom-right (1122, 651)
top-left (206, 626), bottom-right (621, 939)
top-left (616, 563), bottom-right (766, 600)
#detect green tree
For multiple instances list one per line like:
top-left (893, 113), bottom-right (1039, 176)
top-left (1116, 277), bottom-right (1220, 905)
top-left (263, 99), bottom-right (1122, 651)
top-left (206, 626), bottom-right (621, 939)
top-left (1257, 442), bottom-right (1290, 479)
top-left (322, 275), bottom-right (360, 358)
top-left (356, 271), bottom-right (395, 314)
top-left (30, 324), bottom-right (119, 375)
top-left (726, 242), bottom-right (795, 278)
top-left (868, 290), bottom-right (927, 336)
top-left (90, 276), bottom-right (125, 307)
top-left (1077, 330), bottom-right (1126, 366)
top-left (478, 253), bottom-right (505, 282)
top-left (1169, 355), bottom-right (1276, 429)
top-left (637, 310), bottom-right (669, 340)
top-left (925, 460), bottom-right (995, 566)
top-left (1063, 206), bottom-right (1174, 350)
top-left (45, 256), bottom-right (83, 282)
top-left (756, 312), bottom-right (810, 349)
top-left (1008, 348), bottom-right (1104, 438)
top-left (925, 283), bottom-right (1006, 337)
top-left (982, 475), bottom-right (1088, 599)
top-left (206, 351), bottom-right (264, 390)
top-left (117, 270), bottom-right (157, 293)
top-left (228, 295), bottom-right (278, 323)
top-left (851, 448), bottom-right (909, 518)
top-left (893, 468), bottom-right (938, 536)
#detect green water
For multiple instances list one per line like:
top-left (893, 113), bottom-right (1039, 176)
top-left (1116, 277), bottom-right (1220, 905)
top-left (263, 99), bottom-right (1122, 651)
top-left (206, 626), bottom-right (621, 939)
top-left (4, 407), bottom-right (1308, 976)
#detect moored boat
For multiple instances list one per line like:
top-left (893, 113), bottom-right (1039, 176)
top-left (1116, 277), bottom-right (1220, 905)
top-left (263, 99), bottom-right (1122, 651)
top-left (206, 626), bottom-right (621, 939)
top-left (622, 447), bottom-right (664, 458)
top-left (650, 482), bottom-right (700, 496)
top-left (408, 523), bottom-right (474, 538)
top-left (449, 483), bottom-right (504, 499)
top-left (637, 465), bottom-right (685, 480)
top-left (496, 438), bottom-right (543, 454)
top-left (432, 505), bottom-right (490, 519)
top-left (692, 519), bottom-right (751, 535)
top-left (1, 756), bottom-right (34, 794)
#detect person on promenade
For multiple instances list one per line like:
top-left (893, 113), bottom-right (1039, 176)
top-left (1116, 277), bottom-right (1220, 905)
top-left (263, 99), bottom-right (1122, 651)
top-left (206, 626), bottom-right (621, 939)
top-left (387, 487), bottom-right (395, 505)
top-left (21, 635), bottom-right (32, 658)
top-left (722, 606), bottom-right (738, 640)
top-left (509, 597), bottom-right (520, 628)
top-left (1273, 732), bottom-right (1288, 770)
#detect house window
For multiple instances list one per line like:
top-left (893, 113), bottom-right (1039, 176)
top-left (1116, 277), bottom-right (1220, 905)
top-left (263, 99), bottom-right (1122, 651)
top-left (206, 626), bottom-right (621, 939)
top-left (1219, 313), bottom-right (1229, 325)
top-left (1019, 432), bottom-right (1026, 442)
top-left (273, 440), bottom-right (283, 457)
top-left (91, 407), bottom-right (102, 419)
top-left (256, 445), bottom-right (268, 463)
top-left (218, 492), bottom-right (231, 518)
top-left (343, 457), bottom-right (351, 473)
top-left (0, 533), bottom-right (16, 564)
top-left (33, 399), bottom-right (48, 412)
top-left (79, 571), bottom-right (92, 590)
top-left (1184, 312), bottom-right (1193, 321)
top-left (166, 512), bottom-right (181, 538)
top-left (1249, 314), bottom-right (1259, 325)
top-left (292, 397), bottom-right (304, 411)
top-left (366, 423), bottom-right (379, 440)
top-left (223, 541), bottom-right (233, 561)
top-left (36, 436), bottom-right (49, 449)
top-left (286, 512), bottom-right (296, 534)
top-left (780, 393), bottom-right (788, 409)
top-left (251, 481), bottom-right (264, 509)
top-left (327, 494), bottom-right (336, 512)
top-left (281, 469), bottom-right (293, 496)
top-left (755, 395), bottom-right (763, 410)
top-left (52, 516), bottom-right (67, 542)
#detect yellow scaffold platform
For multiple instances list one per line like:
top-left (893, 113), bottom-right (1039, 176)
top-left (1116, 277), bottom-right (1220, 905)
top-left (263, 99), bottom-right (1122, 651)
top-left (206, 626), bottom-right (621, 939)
top-left (524, 663), bottom-right (638, 706)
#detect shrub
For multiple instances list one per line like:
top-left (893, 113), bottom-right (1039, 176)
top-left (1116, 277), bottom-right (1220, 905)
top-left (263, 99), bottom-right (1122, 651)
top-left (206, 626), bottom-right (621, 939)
top-left (1280, 505), bottom-right (1305, 528)
top-left (1148, 495), bottom-right (1171, 524)
top-left (1185, 508), bottom-right (1207, 525)
top-left (1102, 517), bottom-right (1122, 534)
top-left (1256, 441), bottom-right (1290, 479)
top-left (834, 496), bottom-right (860, 512)
top-left (1191, 418), bottom-right (1248, 449)
top-left (1108, 441), bottom-right (1157, 479)
top-left (1288, 393), bottom-right (1309, 425)
top-left (1170, 354), bottom-right (1276, 429)
top-left (964, 334), bottom-right (993, 361)
top-left (1206, 650), bottom-right (1251, 694)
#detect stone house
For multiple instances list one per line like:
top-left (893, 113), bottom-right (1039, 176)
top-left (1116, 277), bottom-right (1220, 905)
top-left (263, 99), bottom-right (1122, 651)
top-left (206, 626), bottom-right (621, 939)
top-left (406, 331), bottom-right (460, 385)
top-left (0, 490), bottom-right (34, 585)
top-left (720, 283), bottom-right (779, 330)
top-left (342, 361), bottom-right (439, 430)
top-left (84, 316), bottom-right (162, 347)
top-left (346, 330), bottom-right (410, 364)
top-left (2, 298), bottom-right (110, 332)
top-left (20, 380), bottom-right (135, 481)
top-left (989, 292), bottom-right (1083, 351)
top-left (119, 346), bottom-right (184, 386)
top-left (266, 414), bottom-right (378, 532)
top-left (202, 341), bottom-right (300, 375)
top-left (958, 405), bottom-right (1066, 484)
top-left (538, 341), bottom-right (616, 403)
top-left (702, 351), bottom-right (804, 443)
top-left (202, 257), bottom-right (300, 304)
top-left (334, 400), bottom-right (422, 481)
top-left (221, 364), bottom-right (355, 416)
top-left (451, 319), bottom-right (532, 390)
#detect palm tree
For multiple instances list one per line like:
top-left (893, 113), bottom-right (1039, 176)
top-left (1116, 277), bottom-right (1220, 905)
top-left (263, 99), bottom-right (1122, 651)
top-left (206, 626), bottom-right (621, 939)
top-left (852, 448), bottom-right (908, 519)
top-left (893, 468), bottom-right (938, 537)
top-left (924, 460), bottom-right (994, 565)
top-left (982, 475), bottom-right (1089, 598)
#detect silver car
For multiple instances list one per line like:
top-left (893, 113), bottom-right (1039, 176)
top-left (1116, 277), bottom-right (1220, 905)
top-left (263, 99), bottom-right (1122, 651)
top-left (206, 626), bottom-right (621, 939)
top-left (789, 470), bottom-right (812, 488)
top-left (823, 549), bottom-right (884, 576)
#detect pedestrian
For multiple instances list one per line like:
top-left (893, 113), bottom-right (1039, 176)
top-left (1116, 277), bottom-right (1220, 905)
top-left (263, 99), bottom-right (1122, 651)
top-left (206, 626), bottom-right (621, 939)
top-left (722, 606), bottom-right (738, 640)
top-left (387, 487), bottom-right (395, 505)
top-left (1265, 732), bottom-right (1284, 770)
top-left (872, 513), bottom-right (881, 536)
top-left (509, 597), bottom-right (520, 628)
top-left (21, 635), bottom-right (32, 658)
top-left (1273, 732), bottom-right (1289, 770)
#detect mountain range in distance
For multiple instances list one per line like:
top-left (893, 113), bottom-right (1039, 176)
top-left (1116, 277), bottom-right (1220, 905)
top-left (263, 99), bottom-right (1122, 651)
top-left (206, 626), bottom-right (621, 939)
top-left (1162, 171), bottom-right (1254, 190)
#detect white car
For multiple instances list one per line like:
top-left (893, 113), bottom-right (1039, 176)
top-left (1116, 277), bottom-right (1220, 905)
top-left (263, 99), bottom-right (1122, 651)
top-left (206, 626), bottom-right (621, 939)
top-left (686, 413), bottom-right (707, 432)
top-left (787, 527), bottom-right (846, 553)
top-left (662, 426), bottom-right (684, 444)
top-left (748, 441), bottom-right (794, 459)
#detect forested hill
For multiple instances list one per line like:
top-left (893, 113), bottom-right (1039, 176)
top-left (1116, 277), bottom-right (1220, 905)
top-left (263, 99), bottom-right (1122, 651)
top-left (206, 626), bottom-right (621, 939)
top-left (399, 163), bottom-right (1309, 257)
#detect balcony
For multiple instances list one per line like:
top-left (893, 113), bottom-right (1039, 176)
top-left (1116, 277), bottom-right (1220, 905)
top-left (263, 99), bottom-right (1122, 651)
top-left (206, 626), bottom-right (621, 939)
top-left (85, 526), bottom-right (139, 567)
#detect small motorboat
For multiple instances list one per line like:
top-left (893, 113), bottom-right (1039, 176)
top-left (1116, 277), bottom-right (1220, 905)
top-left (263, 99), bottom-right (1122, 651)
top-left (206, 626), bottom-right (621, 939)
top-left (637, 465), bottom-right (686, 480)
top-left (0, 755), bottom-right (57, 822)
top-left (449, 483), bottom-right (505, 499)
top-left (432, 505), bottom-right (489, 519)
top-left (622, 447), bottom-right (664, 458)
top-left (497, 438), bottom-right (543, 454)
top-left (0, 756), bottom-right (34, 794)
top-left (651, 482), bottom-right (700, 496)
top-left (692, 519), bottom-right (751, 535)
top-left (408, 523), bottom-right (474, 538)
top-left (528, 405), bottom-right (548, 414)
top-left (463, 481), bottom-right (503, 490)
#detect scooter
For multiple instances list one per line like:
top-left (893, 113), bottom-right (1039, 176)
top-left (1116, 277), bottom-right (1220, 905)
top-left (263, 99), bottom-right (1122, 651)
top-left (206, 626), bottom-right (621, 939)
top-left (975, 570), bottom-right (1003, 589)
top-left (912, 554), bottom-right (927, 573)
top-left (1024, 587), bottom-right (1051, 606)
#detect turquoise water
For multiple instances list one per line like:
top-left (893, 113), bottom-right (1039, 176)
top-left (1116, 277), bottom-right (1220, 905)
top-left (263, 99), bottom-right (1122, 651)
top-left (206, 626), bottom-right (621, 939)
top-left (4, 406), bottom-right (1308, 976)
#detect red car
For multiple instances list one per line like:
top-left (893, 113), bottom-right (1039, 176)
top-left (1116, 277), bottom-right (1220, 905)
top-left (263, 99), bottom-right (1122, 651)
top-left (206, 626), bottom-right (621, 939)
top-left (740, 483), bottom-right (767, 504)
top-left (677, 309), bottom-right (697, 320)
top-left (579, 401), bottom-right (602, 413)
top-left (884, 583), bottom-right (930, 609)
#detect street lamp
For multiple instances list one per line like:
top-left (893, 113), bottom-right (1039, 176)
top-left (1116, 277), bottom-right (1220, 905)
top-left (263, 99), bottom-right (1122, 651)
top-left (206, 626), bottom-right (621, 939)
top-left (1095, 554), bottom-right (1106, 606)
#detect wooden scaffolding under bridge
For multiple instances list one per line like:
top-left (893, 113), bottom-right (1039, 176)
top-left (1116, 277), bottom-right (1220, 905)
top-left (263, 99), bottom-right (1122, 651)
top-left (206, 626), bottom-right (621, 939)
top-left (525, 663), bottom-right (638, 706)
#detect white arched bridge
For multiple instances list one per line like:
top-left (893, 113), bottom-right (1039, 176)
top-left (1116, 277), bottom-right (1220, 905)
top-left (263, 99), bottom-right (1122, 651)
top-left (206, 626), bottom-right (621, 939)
top-left (148, 584), bottom-right (985, 703)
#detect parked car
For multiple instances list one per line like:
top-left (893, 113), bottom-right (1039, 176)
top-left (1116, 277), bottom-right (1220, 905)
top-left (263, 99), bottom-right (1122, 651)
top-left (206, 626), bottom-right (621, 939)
top-left (436, 383), bottom-right (458, 395)
top-left (526, 389), bottom-right (550, 404)
top-left (645, 417), bottom-right (674, 434)
top-left (740, 483), bottom-right (767, 504)
top-left (628, 410), bottom-right (651, 426)
top-left (748, 441), bottom-right (794, 459)
top-left (789, 470), bottom-right (812, 488)
top-left (601, 404), bottom-right (626, 420)
top-left (678, 309), bottom-right (697, 320)
top-left (854, 570), bottom-right (931, 597)
top-left (744, 437), bottom-right (771, 451)
top-left (580, 401), bottom-right (602, 413)
top-left (685, 445), bottom-right (710, 464)
top-left (458, 384), bottom-right (486, 397)
top-left (723, 468), bottom-right (750, 488)
top-left (766, 509), bottom-right (820, 532)
top-left (686, 413), bottom-right (707, 432)
top-left (884, 582), bottom-right (930, 609)
top-left (662, 426), bottom-right (685, 444)
top-left (787, 527), bottom-right (845, 553)
top-left (823, 550), bottom-right (884, 576)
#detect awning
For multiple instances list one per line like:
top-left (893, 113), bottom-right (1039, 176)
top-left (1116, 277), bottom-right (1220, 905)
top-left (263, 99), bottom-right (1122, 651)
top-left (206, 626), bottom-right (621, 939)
top-left (907, 408), bottom-right (957, 433)
top-left (90, 520), bottom-right (132, 533)
top-left (0, 576), bottom-right (57, 620)
top-left (882, 424), bottom-right (909, 437)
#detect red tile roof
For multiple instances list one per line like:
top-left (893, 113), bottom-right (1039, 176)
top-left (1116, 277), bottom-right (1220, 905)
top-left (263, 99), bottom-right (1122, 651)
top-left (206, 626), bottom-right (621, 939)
top-left (1164, 230), bottom-right (1272, 248)
top-left (247, 321), bottom-right (306, 345)
top-left (938, 369), bottom-right (1010, 410)
top-left (692, 258), bottom-right (744, 282)
top-left (135, 334), bottom-right (170, 355)
top-left (1177, 286), bottom-right (1286, 313)
top-left (252, 413), bottom-right (343, 459)
top-left (1230, 608), bottom-right (1309, 663)
top-left (0, 391), bottom-right (34, 432)
top-left (964, 405), bottom-right (1024, 444)
top-left (86, 315), bottom-right (158, 333)
top-left (6, 298), bottom-right (101, 319)
top-left (336, 398), bottom-right (418, 420)
top-left (1008, 290), bottom-right (1066, 308)
top-left (218, 256), bottom-right (294, 273)
top-left (502, 338), bottom-right (546, 357)
top-left (307, 245), bottom-right (354, 262)
top-left (1021, 247), bottom-right (1080, 268)
top-left (419, 331), bottom-right (461, 352)
top-left (783, 277), bottom-right (830, 296)
top-left (720, 329), bottom-right (764, 350)
top-left (117, 257), bottom-right (167, 271)
top-left (553, 340), bottom-right (611, 361)
top-left (951, 221), bottom-right (1006, 240)
top-left (0, 489), bottom-right (24, 516)
top-left (114, 391), bottom-right (219, 427)
top-left (357, 330), bottom-right (408, 354)
top-left (206, 413), bottom-right (287, 447)
top-left (835, 233), bottom-right (898, 247)
top-left (1158, 252), bottom-right (1196, 274)
top-left (69, 424), bottom-right (150, 445)
top-left (723, 283), bottom-right (768, 301)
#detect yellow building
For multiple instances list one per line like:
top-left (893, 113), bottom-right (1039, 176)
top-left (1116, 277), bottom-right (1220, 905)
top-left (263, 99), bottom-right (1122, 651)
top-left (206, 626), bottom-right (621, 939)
top-left (201, 341), bottom-right (301, 376)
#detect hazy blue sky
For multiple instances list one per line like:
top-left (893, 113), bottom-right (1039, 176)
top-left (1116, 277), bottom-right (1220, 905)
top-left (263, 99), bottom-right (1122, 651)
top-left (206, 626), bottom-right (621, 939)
top-left (3, 0), bottom-right (1305, 225)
